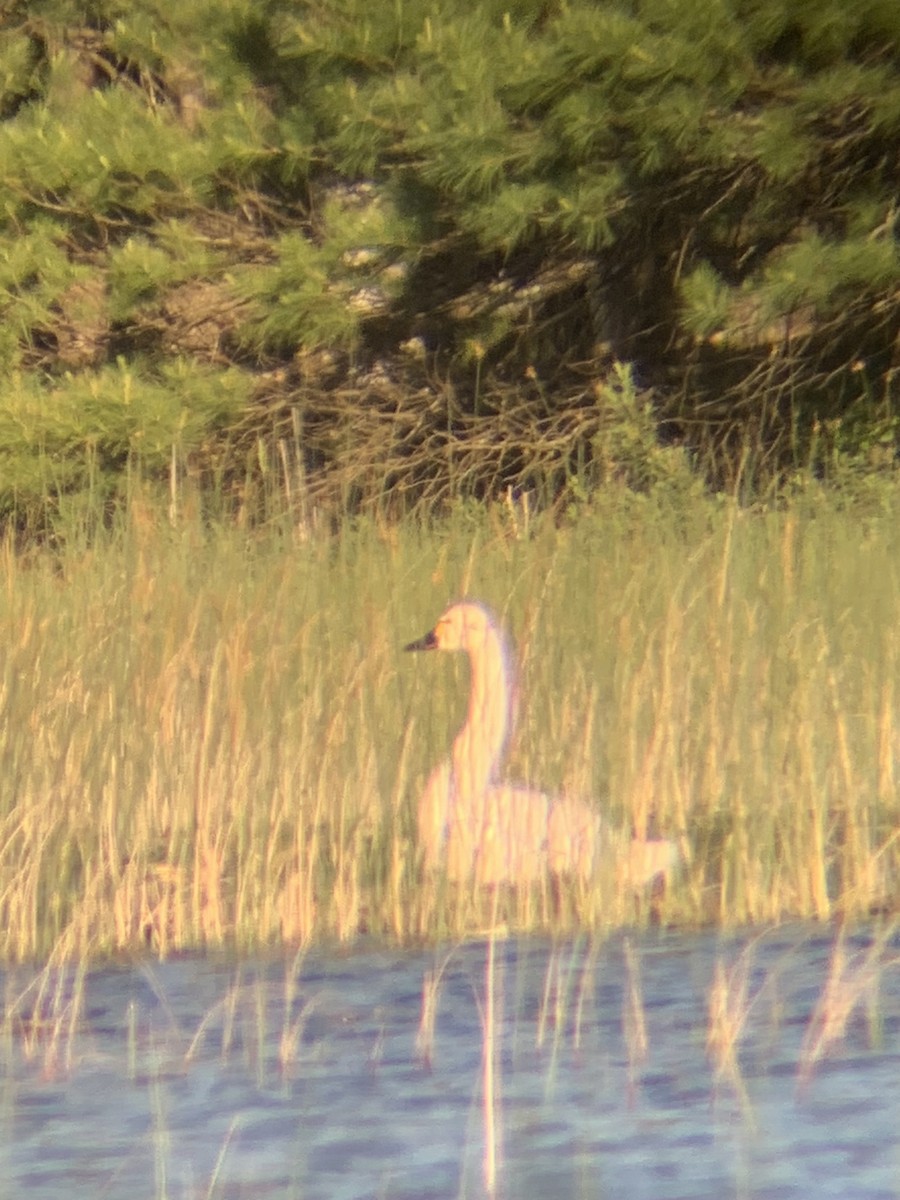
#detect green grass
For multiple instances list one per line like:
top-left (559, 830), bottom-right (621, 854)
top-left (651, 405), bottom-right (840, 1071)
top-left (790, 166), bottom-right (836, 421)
top-left (0, 480), bottom-right (899, 960)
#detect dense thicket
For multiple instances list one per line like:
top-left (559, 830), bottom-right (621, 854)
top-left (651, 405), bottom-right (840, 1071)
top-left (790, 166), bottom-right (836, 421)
top-left (0, 0), bottom-right (897, 520)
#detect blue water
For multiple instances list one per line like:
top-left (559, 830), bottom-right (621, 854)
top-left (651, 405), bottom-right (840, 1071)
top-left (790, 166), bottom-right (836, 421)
top-left (0, 925), bottom-right (898, 1199)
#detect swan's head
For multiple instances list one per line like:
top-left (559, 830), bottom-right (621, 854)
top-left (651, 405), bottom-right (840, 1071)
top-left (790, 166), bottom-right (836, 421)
top-left (405, 602), bottom-right (498, 654)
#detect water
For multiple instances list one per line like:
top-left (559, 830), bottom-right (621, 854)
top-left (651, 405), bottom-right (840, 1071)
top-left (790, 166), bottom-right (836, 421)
top-left (1, 925), bottom-right (899, 1199)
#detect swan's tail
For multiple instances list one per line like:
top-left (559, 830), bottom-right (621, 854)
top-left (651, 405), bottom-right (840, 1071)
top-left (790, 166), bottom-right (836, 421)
top-left (547, 794), bottom-right (682, 888)
top-left (624, 836), bottom-right (681, 888)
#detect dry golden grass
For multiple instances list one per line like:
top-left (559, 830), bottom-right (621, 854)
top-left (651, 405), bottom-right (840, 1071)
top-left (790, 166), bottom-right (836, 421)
top-left (0, 481), bottom-right (897, 959)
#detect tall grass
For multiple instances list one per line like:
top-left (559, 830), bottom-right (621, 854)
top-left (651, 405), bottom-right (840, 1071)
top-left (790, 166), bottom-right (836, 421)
top-left (0, 479), bottom-right (898, 959)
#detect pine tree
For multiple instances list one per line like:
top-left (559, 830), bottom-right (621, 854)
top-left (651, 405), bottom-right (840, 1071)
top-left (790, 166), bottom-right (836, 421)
top-left (0, 0), bottom-right (896, 516)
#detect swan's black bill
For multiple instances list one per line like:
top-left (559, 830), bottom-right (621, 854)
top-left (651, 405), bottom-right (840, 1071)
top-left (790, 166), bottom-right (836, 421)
top-left (404, 628), bottom-right (438, 652)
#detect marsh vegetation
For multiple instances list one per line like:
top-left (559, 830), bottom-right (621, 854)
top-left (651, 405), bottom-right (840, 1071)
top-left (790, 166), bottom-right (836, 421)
top-left (0, 472), bottom-right (897, 960)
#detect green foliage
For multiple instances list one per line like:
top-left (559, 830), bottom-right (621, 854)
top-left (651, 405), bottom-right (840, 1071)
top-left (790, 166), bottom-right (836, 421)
top-left (16, 89), bottom-right (205, 216)
top-left (0, 360), bottom-right (248, 521)
top-left (108, 227), bottom-right (216, 320)
top-left (681, 264), bottom-right (733, 339)
top-left (765, 231), bottom-right (898, 314)
top-left (0, 220), bottom-right (83, 356)
top-left (236, 184), bottom-right (419, 352)
top-left (0, 0), bottom-right (896, 522)
top-left (590, 362), bottom-right (700, 499)
top-left (236, 233), bottom-right (361, 353)
top-left (0, 26), bottom-right (40, 115)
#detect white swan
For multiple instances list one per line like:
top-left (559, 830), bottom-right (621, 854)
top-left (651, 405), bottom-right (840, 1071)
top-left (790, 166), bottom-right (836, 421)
top-left (406, 602), bottom-right (678, 888)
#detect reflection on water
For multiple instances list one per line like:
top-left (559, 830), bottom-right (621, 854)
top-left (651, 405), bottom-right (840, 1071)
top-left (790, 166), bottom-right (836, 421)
top-left (0, 925), bottom-right (899, 1199)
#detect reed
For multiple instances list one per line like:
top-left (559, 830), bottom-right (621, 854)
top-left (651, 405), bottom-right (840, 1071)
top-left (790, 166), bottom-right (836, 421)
top-left (0, 478), bottom-right (898, 958)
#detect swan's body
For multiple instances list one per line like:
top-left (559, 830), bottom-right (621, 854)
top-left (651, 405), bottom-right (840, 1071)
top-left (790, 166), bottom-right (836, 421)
top-left (406, 602), bottom-right (678, 887)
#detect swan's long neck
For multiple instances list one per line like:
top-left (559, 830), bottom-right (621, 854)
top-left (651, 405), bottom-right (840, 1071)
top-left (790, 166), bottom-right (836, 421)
top-left (451, 622), bottom-right (511, 804)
